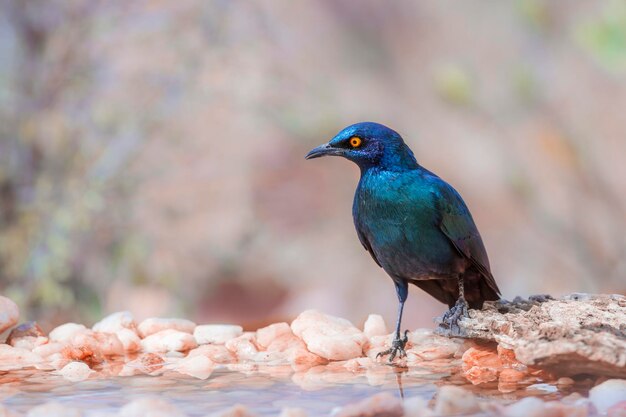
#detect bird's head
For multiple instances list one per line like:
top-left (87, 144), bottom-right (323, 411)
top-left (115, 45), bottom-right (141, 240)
top-left (305, 122), bottom-right (418, 172)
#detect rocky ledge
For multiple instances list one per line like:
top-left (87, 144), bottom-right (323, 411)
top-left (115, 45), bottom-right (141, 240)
top-left (435, 293), bottom-right (626, 378)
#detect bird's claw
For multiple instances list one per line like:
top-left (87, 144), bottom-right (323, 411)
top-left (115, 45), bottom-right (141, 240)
top-left (376, 330), bottom-right (409, 363)
top-left (439, 297), bottom-right (470, 336)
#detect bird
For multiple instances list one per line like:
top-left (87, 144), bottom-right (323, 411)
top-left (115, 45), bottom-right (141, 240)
top-left (305, 122), bottom-right (501, 362)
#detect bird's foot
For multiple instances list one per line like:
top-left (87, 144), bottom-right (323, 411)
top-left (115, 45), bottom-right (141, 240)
top-left (439, 297), bottom-right (470, 336)
top-left (376, 330), bottom-right (409, 364)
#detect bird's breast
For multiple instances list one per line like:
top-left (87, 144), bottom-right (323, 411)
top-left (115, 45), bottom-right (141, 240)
top-left (353, 172), bottom-right (461, 279)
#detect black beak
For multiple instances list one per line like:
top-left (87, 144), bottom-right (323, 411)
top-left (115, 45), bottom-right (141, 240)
top-left (305, 143), bottom-right (343, 160)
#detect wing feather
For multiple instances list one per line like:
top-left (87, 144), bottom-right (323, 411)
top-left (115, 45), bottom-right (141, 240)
top-left (435, 183), bottom-right (501, 297)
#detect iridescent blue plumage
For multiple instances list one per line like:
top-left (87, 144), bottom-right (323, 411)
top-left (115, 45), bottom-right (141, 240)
top-left (306, 122), bottom-right (501, 362)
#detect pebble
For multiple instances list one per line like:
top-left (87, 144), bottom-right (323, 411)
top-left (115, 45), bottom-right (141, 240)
top-left (0, 296), bottom-right (19, 334)
top-left (557, 377), bottom-right (575, 386)
top-left (92, 311), bottom-right (137, 333)
top-left (589, 379), bottom-right (626, 414)
top-left (6, 321), bottom-right (45, 349)
top-left (291, 310), bottom-right (367, 361)
top-left (63, 333), bottom-right (104, 366)
top-left (405, 334), bottom-right (461, 362)
top-left (116, 328), bottom-right (142, 352)
top-left (32, 342), bottom-right (66, 359)
top-left (174, 354), bottom-right (215, 379)
top-left (461, 346), bottom-right (502, 385)
top-left (256, 322), bottom-right (291, 349)
top-left (59, 361), bottom-right (93, 382)
top-left (187, 344), bottom-right (235, 363)
top-left (0, 345), bottom-right (42, 370)
top-left (26, 401), bottom-right (82, 417)
top-left (434, 385), bottom-right (480, 416)
top-left (92, 332), bottom-right (125, 356)
top-left (141, 329), bottom-right (198, 353)
top-left (194, 324), bottom-right (243, 345)
top-left (138, 318), bottom-right (196, 338)
top-left (118, 397), bottom-right (186, 417)
top-left (49, 323), bottom-right (87, 343)
top-left (224, 333), bottom-right (260, 361)
top-left (333, 392), bottom-right (403, 417)
top-left (257, 329), bottom-right (325, 367)
top-left (499, 368), bottom-right (527, 384)
top-left (362, 314), bottom-right (387, 338)
top-left (120, 353), bottom-right (165, 376)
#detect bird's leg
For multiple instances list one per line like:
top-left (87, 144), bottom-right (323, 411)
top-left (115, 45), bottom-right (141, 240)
top-left (440, 276), bottom-right (470, 335)
top-left (377, 280), bottom-right (409, 363)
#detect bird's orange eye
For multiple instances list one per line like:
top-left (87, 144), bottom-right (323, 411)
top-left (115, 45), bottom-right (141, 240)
top-left (349, 137), bottom-right (362, 148)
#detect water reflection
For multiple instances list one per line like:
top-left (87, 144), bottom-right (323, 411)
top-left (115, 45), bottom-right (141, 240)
top-left (0, 364), bottom-right (590, 416)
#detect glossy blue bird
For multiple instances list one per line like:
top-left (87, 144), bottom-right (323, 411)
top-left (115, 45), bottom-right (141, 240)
top-left (305, 122), bottom-right (501, 362)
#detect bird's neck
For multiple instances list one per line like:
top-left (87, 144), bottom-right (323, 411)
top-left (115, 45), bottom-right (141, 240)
top-left (359, 144), bottom-right (420, 175)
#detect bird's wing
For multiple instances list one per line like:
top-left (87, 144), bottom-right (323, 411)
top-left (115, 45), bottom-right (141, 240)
top-left (356, 226), bottom-right (383, 268)
top-left (434, 182), bottom-right (501, 296)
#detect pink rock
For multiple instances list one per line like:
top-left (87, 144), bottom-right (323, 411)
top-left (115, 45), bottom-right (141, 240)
top-left (187, 344), bottom-right (236, 363)
top-left (363, 335), bottom-right (389, 360)
top-left (116, 328), bottom-right (142, 352)
top-left (92, 332), bottom-right (125, 356)
top-left (259, 332), bottom-right (324, 367)
top-left (12, 335), bottom-right (48, 351)
top-left (6, 321), bottom-right (46, 350)
top-left (118, 397), bottom-right (186, 417)
top-left (434, 385), bottom-right (480, 416)
top-left (194, 324), bottom-right (243, 345)
top-left (174, 355), bottom-right (215, 379)
top-left (93, 311), bottom-right (137, 333)
top-left (141, 329), bottom-right (198, 353)
top-left (26, 401), bottom-right (82, 417)
top-left (0, 296), bottom-right (19, 334)
top-left (59, 361), bottom-right (93, 382)
top-left (461, 346), bottom-right (502, 385)
top-left (557, 377), bottom-right (575, 386)
top-left (406, 332), bottom-right (462, 363)
top-left (62, 333), bottom-right (104, 367)
top-left (343, 357), bottom-right (373, 372)
top-left (256, 322), bottom-right (291, 349)
top-left (590, 379), bottom-right (626, 414)
top-left (120, 353), bottom-right (166, 376)
top-left (33, 342), bottom-right (66, 359)
top-left (285, 344), bottom-right (325, 368)
top-left (49, 323), bottom-right (88, 343)
top-left (334, 392), bottom-right (403, 417)
top-left (138, 318), bottom-right (196, 338)
top-left (225, 333), bottom-right (260, 361)
top-left (291, 310), bottom-right (367, 361)
top-left (363, 314), bottom-right (387, 338)
top-left (0, 345), bottom-right (42, 370)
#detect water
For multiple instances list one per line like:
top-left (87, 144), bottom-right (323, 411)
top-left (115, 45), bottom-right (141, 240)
top-left (0, 362), bottom-right (592, 416)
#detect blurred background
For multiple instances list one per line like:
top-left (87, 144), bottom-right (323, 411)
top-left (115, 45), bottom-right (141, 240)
top-left (1, 0), bottom-right (625, 332)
